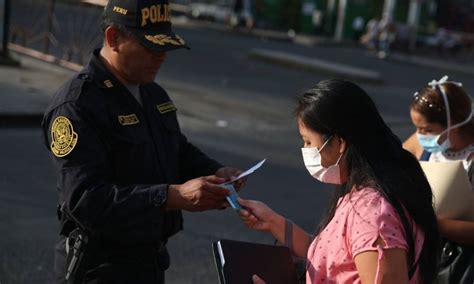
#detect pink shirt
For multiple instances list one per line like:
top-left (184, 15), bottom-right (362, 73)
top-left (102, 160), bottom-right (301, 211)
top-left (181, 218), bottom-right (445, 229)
top-left (306, 187), bottom-right (424, 283)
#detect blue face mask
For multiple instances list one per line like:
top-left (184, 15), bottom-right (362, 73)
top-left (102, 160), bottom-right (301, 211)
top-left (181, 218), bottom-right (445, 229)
top-left (414, 76), bottom-right (472, 154)
top-left (416, 132), bottom-right (450, 153)
top-left (416, 111), bottom-right (473, 153)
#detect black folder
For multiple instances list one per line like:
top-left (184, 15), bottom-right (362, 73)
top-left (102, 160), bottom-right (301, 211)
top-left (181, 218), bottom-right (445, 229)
top-left (212, 239), bottom-right (299, 284)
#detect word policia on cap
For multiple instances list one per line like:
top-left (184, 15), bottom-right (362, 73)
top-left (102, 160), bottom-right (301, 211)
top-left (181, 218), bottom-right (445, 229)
top-left (141, 4), bottom-right (171, 27)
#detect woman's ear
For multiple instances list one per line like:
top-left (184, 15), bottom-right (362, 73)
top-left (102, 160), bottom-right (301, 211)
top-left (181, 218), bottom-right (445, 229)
top-left (338, 136), bottom-right (347, 154)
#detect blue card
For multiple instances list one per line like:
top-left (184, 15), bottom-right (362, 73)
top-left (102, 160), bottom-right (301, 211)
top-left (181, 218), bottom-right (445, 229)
top-left (219, 159), bottom-right (266, 212)
top-left (221, 183), bottom-right (241, 211)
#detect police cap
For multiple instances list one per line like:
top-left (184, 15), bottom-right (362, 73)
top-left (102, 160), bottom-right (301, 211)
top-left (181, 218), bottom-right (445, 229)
top-left (103, 0), bottom-right (189, 52)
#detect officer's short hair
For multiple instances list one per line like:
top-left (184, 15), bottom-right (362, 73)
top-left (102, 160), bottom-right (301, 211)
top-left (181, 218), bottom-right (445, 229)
top-left (101, 18), bottom-right (133, 38)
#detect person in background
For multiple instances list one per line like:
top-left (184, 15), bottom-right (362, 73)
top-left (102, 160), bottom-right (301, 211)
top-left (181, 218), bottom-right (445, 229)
top-left (239, 79), bottom-right (440, 283)
top-left (403, 76), bottom-right (474, 283)
top-left (231, 0), bottom-right (254, 28)
top-left (377, 18), bottom-right (397, 59)
top-left (403, 75), bottom-right (474, 247)
top-left (361, 16), bottom-right (380, 51)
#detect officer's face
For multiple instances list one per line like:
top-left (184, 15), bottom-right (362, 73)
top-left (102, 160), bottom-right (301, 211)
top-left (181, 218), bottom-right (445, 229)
top-left (115, 32), bottom-right (167, 84)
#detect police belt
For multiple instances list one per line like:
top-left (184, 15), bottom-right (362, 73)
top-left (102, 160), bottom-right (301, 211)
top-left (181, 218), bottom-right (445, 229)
top-left (58, 205), bottom-right (168, 266)
top-left (100, 241), bottom-right (166, 258)
top-left (91, 240), bottom-right (168, 269)
top-left (81, 242), bottom-right (169, 280)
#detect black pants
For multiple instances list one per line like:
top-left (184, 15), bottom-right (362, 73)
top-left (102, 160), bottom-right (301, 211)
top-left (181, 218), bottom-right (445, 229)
top-left (54, 236), bottom-right (165, 284)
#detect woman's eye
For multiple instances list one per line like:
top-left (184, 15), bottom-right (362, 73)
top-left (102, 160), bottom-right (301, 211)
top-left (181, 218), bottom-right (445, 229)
top-left (418, 128), bottom-right (428, 135)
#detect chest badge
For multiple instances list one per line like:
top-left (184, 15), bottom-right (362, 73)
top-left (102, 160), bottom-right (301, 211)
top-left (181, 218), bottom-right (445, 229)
top-left (50, 116), bottom-right (78, 157)
top-left (157, 102), bottom-right (176, 114)
top-left (118, 114), bottom-right (140, 125)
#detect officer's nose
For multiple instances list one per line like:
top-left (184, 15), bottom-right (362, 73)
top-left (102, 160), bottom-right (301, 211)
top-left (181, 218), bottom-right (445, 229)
top-left (151, 51), bottom-right (166, 63)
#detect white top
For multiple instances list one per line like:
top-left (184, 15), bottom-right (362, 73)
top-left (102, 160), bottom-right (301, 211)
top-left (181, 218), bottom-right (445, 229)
top-left (430, 144), bottom-right (474, 190)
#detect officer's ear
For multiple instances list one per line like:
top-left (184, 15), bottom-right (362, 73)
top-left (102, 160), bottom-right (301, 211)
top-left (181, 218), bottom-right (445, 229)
top-left (104, 26), bottom-right (122, 52)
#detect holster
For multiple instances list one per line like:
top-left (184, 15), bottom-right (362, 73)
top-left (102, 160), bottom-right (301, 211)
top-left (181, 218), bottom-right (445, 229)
top-left (65, 227), bottom-right (94, 284)
top-left (58, 203), bottom-right (95, 284)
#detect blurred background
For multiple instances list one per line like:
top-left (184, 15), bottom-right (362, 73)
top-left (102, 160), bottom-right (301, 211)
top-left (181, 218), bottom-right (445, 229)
top-left (0, 0), bottom-right (473, 283)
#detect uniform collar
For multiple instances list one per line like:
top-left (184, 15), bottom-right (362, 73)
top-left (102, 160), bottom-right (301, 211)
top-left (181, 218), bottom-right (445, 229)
top-left (86, 48), bottom-right (124, 90)
top-left (87, 49), bottom-right (157, 92)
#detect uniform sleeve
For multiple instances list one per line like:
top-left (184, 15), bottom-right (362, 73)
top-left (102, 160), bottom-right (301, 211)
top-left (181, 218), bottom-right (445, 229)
top-left (43, 102), bottom-right (168, 234)
top-left (346, 191), bottom-right (408, 258)
top-left (177, 133), bottom-right (223, 181)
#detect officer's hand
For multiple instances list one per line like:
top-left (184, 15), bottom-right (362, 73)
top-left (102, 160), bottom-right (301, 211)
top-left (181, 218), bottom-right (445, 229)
top-left (215, 167), bottom-right (246, 190)
top-left (166, 175), bottom-right (230, 211)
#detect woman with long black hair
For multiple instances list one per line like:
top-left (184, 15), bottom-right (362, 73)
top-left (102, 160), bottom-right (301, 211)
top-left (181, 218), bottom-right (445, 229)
top-left (238, 79), bottom-right (439, 283)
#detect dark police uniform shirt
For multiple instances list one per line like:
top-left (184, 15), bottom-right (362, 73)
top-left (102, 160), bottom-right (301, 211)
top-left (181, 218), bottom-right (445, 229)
top-left (42, 49), bottom-right (222, 272)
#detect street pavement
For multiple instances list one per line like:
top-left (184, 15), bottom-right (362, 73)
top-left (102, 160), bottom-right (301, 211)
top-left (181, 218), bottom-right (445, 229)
top-left (1, 14), bottom-right (474, 283)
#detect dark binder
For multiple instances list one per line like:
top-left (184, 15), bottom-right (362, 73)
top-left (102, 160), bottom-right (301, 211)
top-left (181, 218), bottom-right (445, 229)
top-left (212, 239), bottom-right (299, 284)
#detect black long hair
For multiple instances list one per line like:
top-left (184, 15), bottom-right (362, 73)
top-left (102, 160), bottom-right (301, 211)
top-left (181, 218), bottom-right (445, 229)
top-left (296, 79), bottom-right (439, 283)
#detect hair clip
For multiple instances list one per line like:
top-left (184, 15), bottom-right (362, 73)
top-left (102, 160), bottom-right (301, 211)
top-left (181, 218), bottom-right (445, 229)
top-left (413, 93), bottom-right (443, 111)
top-left (428, 75), bottom-right (463, 89)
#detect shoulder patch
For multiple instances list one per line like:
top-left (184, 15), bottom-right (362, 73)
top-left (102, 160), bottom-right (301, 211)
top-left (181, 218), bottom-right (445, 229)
top-left (157, 102), bottom-right (176, 114)
top-left (50, 116), bottom-right (78, 157)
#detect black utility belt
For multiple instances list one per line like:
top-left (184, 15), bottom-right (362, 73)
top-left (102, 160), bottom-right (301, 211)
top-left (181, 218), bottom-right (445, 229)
top-left (100, 241), bottom-right (166, 257)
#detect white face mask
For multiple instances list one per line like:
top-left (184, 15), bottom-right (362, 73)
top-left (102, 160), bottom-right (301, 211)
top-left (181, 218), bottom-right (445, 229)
top-left (301, 137), bottom-right (344, 185)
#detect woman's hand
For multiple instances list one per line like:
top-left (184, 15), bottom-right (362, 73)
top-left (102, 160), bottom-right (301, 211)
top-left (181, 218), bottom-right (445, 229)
top-left (238, 198), bottom-right (284, 233)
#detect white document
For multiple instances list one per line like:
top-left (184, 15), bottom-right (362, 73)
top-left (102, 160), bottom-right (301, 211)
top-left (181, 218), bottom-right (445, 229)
top-left (420, 161), bottom-right (473, 221)
top-left (219, 159), bottom-right (266, 212)
top-left (222, 159), bottom-right (266, 185)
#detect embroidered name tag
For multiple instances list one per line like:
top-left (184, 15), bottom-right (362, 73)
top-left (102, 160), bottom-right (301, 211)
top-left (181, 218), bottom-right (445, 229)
top-left (118, 114), bottom-right (139, 125)
top-left (157, 102), bottom-right (176, 114)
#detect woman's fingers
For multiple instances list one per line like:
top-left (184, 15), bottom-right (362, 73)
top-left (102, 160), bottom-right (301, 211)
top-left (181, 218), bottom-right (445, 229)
top-left (239, 210), bottom-right (260, 228)
top-left (238, 208), bottom-right (250, 217)
top-left (237, 197), bottom-right (250, 207)
top-left (239, 209), bottom-right (258, 222)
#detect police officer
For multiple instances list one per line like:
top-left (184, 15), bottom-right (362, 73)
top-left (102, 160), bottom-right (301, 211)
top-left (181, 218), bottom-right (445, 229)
top-left (42, 0), bottom-right (243, 282)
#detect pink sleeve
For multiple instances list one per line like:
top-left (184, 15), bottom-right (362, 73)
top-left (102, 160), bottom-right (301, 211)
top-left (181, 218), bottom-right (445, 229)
top-left (346, 190), bottom-right (408, 258)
